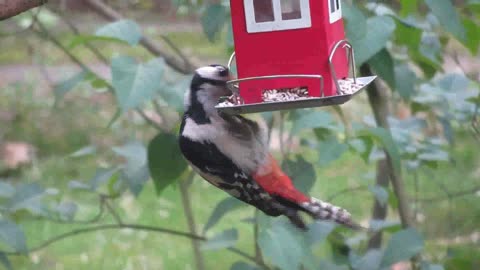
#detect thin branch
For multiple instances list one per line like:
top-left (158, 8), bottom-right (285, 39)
top-left (253, 210), bottom-right (266, 268)
top-left (35, 18), bottom-right (162, 132)
top-left (104, 200), bottom-right (123, 225)
top-left (419, 185), bottom-right (480, 203)
top-left (28, 196), bottom-right (106, 226)
top-left (83, 0), bottom-right (195, 74)
top-left (180, 171), bottom-right (206, 270)
top-left (3, 223), bottom-right (206, 256)
top-left (327, 186), bottom-right (369, 202)
top-left (227, 247), bottom-right (271, 269)
top-left (0, 0), bottom-right (47, 21)
top-left (33, 22), bottom-right (88, 70)
top-left (136, 108), bottom-right (164, 131)
top-left (57, 11), bottom-right (110, 65)
top-left (451, 53), bottom-right (480, 142)
top-left (160, 35), bottom-right (191, 69)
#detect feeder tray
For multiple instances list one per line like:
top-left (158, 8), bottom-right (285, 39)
top-left (216, 40), bottom-right (376, 115)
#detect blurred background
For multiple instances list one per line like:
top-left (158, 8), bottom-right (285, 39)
top-left (0, 0), bottom-right (479, 269)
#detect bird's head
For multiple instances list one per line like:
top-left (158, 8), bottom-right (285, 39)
top-left (184, 64), bottom-right (232, 114)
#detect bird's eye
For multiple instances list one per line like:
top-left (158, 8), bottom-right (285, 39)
top-left (217, 67), bottom-right (229, 77)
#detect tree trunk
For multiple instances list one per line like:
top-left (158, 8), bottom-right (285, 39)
top-left (367, 159), bottom-right (390, 249)
top-left (361, 64), bottom-right (414, 229)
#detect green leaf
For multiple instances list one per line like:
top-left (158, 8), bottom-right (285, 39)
top-left (113, 141), bottom-right (149, 196)
top-left (258, 221), bottom-right (307, 270)
top-left (400, 0), bottom-right (418, 17)
top-left (203, 197), bottom-right (245, 233)
top-left (147, 133), bottom-right (187, 195)
top-left (230, 262), bottom-right (261, 270)
top-left (202, 229), bottom-right (238, 251)
top-left (348, 16), bottom-right (396, 65)
top-left (68, 180), bottom-right (93, 191)
top-left (0, 253), bottom-right (12, 270)
top-left (318, 261), bottom-right (349, 270)
top-left (54, 71), bottom-right (88, 103)
top-left (55, 201), bottom-right (78, 221)
top-left (89, 168), bottom-right (119, 191)
top-left (343, 3), bottom-right (367, 43)
top-left (95, 20), bottom-right (142, 46)
top-left (8, 183), bottom-right (46, 216)
top-left (0, 183), bottom-right (14, 199)
top-left (425, 0), bottom-right (466, 42)
top-left (463, 18), bottom-right (480, 54)
top-left (159, 77), bottom-right (189, 113)
top-left (291, 110), bottom-right (334, 134)
top-left (318, 137), bottom-right (348, 166)
top-left (369, 185), bottom-right (389, 207)
top-left (0, 219), bottom-right (27, 253)
top-left (418, 150), bottom-right (449, 162)
top-left (368, 49), bottom-right (395, 90)
top-left (69, 145), bottom-right (97, 158)
top-left (111, 56), bottom-right (165, 112)
top-left (369, 220), bottom-right (402, 233)
top-left (380, 228), bottom-right (424, 268)
top-left (68, 35), bottom-right (130, 49)
top-left (421, 262), bottom-right (444, 270)
top-left (395, 64), bottom-right (417, 100)
top-left (394, 18), bottom-right (423, 51)
top-left (350, 249), bottom-right (383, 270)
top-left (307, 221), bottom-right (336, 246)
top-left (282, 156), bottom-right (316, 194)
top-left (201, 4), bottom-right (227, 42)
top-left (357, 128), bottom-right (401, 174)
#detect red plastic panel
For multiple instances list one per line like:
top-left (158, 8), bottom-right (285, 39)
top-left (230, 0), bottom-right (349, 104)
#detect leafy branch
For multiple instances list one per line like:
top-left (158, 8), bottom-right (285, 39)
top-left (82, 0), bottom-right (195, 74)
top-left (0, 0), bottom-right (47, 21)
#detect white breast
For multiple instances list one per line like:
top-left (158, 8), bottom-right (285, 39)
top-left (182, 117), bottom-right (268, 173)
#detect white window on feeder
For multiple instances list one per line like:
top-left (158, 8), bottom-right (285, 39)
top-left (244, 0), bottom-right (311, 33)
top-left (328, 0), bottom-right (342, 24)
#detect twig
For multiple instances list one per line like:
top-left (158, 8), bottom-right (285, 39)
top-left (361, 64), bottom-right (418, 269)
top-left (33, 19), bottom-right (90, 74)
top-left (0, 0), bottom-right (47, 21)
top-left (104, 200), bottom-right (123, 225)
top-left (135, 108), bottom-right (164, 131)
top-left (179, 171), bottom-right (206, 270)
top-left (3, 223), bottom-right (205, 256)
top-left (31, 195), bottom-right (106, 225)
top-left (419, 185), bottom-right (480, 203)
top-left (34, 18), bottom-right (163, 131)
top-left (83, 0), bottom-right (195, 74)
top-left (160, 35), bottom-right (191, 70)
top-left (452, 53), bottom-right (480, 142)
top-left (227, 247), bottom-right (271, 269)
top-left (57, 11), bottom-right (110, 65)
top-left (327, 186), bottom-right (369, 202)
top-left (253, 210), bottom-right (265, 267)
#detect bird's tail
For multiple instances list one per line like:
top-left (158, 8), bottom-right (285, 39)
top-left (254, 155), bottom-right (362, 229)
top-left (299, 198), bottom-right (363, 229)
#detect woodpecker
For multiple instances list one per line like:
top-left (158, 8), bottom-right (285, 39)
top-left (179, 65), bottom-right (359, 230)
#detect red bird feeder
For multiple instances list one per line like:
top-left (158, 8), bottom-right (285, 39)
top-left (216, 0), bottom-right (377, 114)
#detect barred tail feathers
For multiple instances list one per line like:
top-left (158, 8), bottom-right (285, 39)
top-left (253, 155), bottom-right (361, 229)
